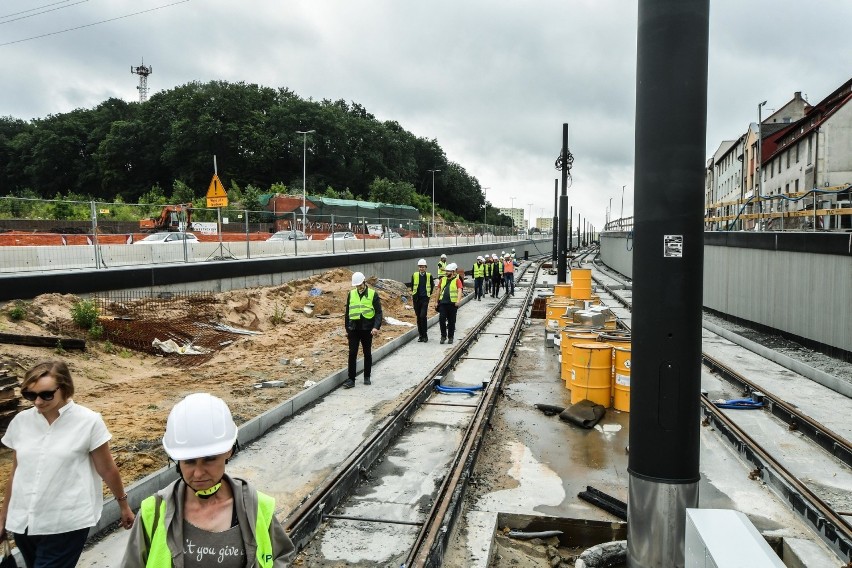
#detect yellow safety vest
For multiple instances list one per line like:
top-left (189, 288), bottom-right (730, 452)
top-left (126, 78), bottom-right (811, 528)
top-left (473, 263), bottom-right (485, 278)
top-left (139, 491), bottom-right (276, 568)
top-left (439, 276), bottom-right (461, 303)
top-left (437, 260), bottom-right (447, 277)
top-left (411, 271), bottom-right (433, 296)
top-left (348, 288), bottom-right (376, 320)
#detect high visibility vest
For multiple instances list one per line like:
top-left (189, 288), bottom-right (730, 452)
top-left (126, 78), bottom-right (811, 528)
top-left (439, 276), bottom-right (461, 303)
top-left (484, 263), bottom-right (492, 277)
top-left (503, 260), bottom-right (515, 274)
top-left (411, 271), bottom-right (433, 296)
top-left (437, 260), bottom-right (447, 277)
top-left (139, 491), bottom-right (276, 568)
top-left (473, 263), bottom-right (485, 278)
top-left (493, 262), bottom-right (503, 275)
top-left (348, 288), bottom-right (376, 320)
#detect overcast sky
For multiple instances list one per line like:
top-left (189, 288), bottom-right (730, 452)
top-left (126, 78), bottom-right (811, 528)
top-left (2, 1), bottom-right (850, 228)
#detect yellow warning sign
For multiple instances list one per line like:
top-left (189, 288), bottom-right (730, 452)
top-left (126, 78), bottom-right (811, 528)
top-left (206, 174), bottom-right (228, 208)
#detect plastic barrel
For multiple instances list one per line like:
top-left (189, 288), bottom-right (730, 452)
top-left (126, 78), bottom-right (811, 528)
top-left (570, 268), bottom-right (592, 299)
top-left (613, 345), bottom-right (632, 412)
top-left (554, 283), bottom-right (572, 297)
top-left (571, 343), bottom-right (613, 406)
top-left (560, 331), bottom-right (598, 383)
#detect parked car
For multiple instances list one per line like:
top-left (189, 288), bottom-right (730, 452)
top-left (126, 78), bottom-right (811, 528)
top-left (134, 232), bottom-right (198, 244)
top-left (383, 232), bottom-right (401, 239)
top-left (325, 231), bottom-right (357, 240)
top-left (267, 230), bottom-right (307, 241)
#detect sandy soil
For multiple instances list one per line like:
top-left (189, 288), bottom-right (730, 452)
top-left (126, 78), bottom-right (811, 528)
top-left (0, 268), bottom-right (417, 493)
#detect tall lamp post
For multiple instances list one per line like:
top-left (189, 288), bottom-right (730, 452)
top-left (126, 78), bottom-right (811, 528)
top-left (620, 184), bottom-right (626, 222)
top-left (608, 197), bottom-right (613, 226)
top-left (428, 169), bottom-right (441, 238)
top-left (527, 203), bottom-right (533, 233)
top-left (509, 196), bottom-right (516, 232)
top-left (482, 187), bottom-right (490, 227)
top-left (756, 101), bottom-right (767, 231)
top-left (296, 129), bottom-right (315, 229)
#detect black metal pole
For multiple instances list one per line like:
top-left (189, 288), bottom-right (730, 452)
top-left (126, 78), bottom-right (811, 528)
top-left (557, 124), bottom-right (569, 282)
top-left (569, 206), bottom-right (573, 250)
top-left (629, 0), bottom-right (709, 566)
top-left (552, 180), bottom-right (558, 263)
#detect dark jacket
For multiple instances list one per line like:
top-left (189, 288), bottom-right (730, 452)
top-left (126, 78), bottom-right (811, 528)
top-left (344, 286), bottom-right (383, 331)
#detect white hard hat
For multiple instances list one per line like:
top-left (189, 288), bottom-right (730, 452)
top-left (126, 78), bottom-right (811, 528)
top-left (352, 272), bottom-right (366, 286)
top-left (440, 253), bottom-right (447, 259)
top-left (492, 254), bottom-right (498, 259)
top-left (163, 393), bottom-right (238, 461)
top-left (505, 253), bottom-right (511, 258)
top-left (417, 259), bottom-right (427, 266)
top-left (446, 263), bottom-right (457, 271)
top-left (477, 256), bottom-right (484, 261)
top-left (501, 251), bottom-right (505, 255)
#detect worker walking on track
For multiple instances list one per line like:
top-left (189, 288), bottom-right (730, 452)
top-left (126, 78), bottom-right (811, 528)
top-left (491, 253), bottom-right (503, 298)
top-left (436, 263), bottom-right (463, 344)
top-left (409, 259), bottom-right (434, 342)
top-left (344, 272), bottom-right (382, 388)
top-left (484, 255), bottom-right (493, 295)
top-left (473, 256), bottom-right (485, 301)
top-left (437, 254), bottom-right (448, 278)
top-left (503, 253), bottom-right (516, 296)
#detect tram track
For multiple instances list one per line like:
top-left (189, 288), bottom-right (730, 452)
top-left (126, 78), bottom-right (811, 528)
top-left (283, 260), bottom-right (542, 566)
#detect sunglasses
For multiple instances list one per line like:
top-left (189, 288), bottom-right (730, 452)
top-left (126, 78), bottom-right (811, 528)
top-left (21, 389), bottom-right (59, 402)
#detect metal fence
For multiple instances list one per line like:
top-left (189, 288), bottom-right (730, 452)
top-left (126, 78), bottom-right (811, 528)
top-left (0, 197), bottom-right (520, 273)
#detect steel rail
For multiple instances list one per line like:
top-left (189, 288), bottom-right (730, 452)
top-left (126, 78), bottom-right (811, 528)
top-left (405, 260), bottom-right (541, 567)
top-left (701, 396), bottom-right (852, 562)
top-left (281, 266), bottom-right (526, 550)
top-left (703, 353), bottom-right (852, 468)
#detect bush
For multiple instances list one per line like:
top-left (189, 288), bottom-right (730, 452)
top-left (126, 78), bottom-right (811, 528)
top-left (70, 300), bottom-right (99, 329)
top-left (89, 322), bottom-right (104, 339)
top-left (8, 301), bottom-right (27, 321)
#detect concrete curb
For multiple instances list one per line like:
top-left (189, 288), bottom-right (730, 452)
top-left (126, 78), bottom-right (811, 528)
top-left (702, 320), bottom-right (852, 398)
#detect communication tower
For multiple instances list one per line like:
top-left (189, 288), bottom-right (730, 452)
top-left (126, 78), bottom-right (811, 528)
top-left (130, 60), bottom-right (153, 102)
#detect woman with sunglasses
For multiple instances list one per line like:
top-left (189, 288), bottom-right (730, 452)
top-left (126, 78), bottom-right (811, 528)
top-left (122, 392), bottom-right (295, 567)
top-left (0, 360), bottom-right (135, 567)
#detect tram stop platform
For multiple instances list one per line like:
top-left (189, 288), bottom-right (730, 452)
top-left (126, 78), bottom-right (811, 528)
top-left (443, 269), bottom-right (840, 567)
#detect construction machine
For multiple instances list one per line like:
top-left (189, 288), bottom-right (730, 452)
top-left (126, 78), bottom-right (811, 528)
top-left (139, 204), bottom-right (193, 232)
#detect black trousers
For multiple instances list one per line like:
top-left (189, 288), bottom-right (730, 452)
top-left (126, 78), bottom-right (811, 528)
top-left (438, 303), bottom-right (458, 339)
top-left (413, 295), bottom-right (430, 338)
top-left (347, 328), bottom-right (373, 380)
top-left (491, 274), bottom-right (502, 297)
top-left (474, 277), bottom-right (484, 299)
top-left (15, 527), bottom-right (90, 568)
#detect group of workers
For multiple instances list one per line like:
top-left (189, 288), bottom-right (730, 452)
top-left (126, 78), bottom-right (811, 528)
top-left (470, 249), bottom-right (519, 300)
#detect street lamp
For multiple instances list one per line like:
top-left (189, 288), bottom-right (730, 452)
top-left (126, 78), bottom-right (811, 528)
top-left (509, 197), bottom-right (516, 232)
top-left (756, 101), bottom-right (767, 230)
top-left (296, 129), bottom-right (315, 229)
top-left (428, 169), bottom-right (441, 238)
top-left (608, 197), bottom-right (613, 226)
top-left (482, 186), bottom-right (490, 227)
top-left (527, 202), bottom-right (533, 233)
top-left (620, 184), bottom-right (626, 221)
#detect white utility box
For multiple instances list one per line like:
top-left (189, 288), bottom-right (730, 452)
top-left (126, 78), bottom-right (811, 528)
top-left (685, 509), bottom-right (785, 567)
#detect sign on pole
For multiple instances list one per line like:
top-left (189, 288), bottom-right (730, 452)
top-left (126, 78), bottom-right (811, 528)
top-left (206, 174), bottom-right (229, 208)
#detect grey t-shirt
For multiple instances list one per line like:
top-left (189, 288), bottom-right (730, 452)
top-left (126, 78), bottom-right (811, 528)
top-left (183, 520), bottom-right (247, 567)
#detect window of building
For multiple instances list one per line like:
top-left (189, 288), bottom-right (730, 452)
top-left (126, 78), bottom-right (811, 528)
top-left (807, 137), bottom-right (812, 164)
top-left (795, 143), bottom-right (800, 163)
top-left (786, 150), bottom-right (790, 169)
top-left (795, 179), bottom-right (799, 193)
top-left (785, 183), bottom-right (789, 195)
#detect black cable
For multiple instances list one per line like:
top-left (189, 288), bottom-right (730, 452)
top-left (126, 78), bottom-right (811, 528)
top-left (1, 0), bottom-right (71, 19)
top-left (0, 0), bottom-right (190, 47)
top-left (0, 0), bottom-right (87, 25)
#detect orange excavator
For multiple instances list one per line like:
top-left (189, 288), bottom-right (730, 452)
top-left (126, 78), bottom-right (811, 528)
top-left (139, 204), bottom-right (193, 232)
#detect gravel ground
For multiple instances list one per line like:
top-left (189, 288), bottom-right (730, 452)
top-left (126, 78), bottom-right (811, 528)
top-left (702, 310), bottom-right (852, 385)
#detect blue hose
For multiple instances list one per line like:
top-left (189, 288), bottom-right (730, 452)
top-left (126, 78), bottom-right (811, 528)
top-left (435, 385), bottom-right (480, 396)
top-left (713, 397), bottom-right (764, 409)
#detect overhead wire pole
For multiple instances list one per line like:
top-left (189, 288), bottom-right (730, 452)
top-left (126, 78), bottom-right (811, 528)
top-left (428, 169), bottom-right (441, 240)
top-left (556, 123), bottom-right (573, 282)
top-left (296, 129), bottom-right (315, 231)
top-left (552, 180), bottom-right (558, 262)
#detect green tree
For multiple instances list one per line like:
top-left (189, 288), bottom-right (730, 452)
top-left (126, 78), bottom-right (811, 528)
top-left (368, 177), bottom-right (415, 206)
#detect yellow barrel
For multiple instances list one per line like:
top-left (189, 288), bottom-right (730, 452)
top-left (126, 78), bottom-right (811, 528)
top-left (570, 268), bottom-right (592, 299)
top-left (613, 346), bottom-right (632, 412)
top-left (546, 299), bottom-right (572, 329)
top-left (571, 343), bottom-right (613, 406)
top-left (560, 331), bottom-right (598, 382)
top-left (554, 283), bottom-right (572, 297)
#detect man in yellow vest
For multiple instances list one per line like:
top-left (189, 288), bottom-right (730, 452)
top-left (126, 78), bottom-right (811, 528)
top-left (409, 259), bottom-right (434, 342)
top-left (437, 254), bottom-right (448, 278)
top-left (435, 262), bottom-right (463, 344)
top-left (490, 253), bottom-right (503, 298)
top-left (344, 271), bottom-right (383, 388)
top-left (473, 256), bottom-right (486, 301)
top-left (121, 393), bottom-right (295, 567)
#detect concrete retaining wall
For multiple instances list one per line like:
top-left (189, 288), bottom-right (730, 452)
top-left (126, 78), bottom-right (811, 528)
top-left (599, 231), bottom-right (852, 353)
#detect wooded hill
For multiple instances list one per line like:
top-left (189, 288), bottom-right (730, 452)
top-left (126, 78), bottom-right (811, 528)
top-left (0, 81), bottom-right (508, 224)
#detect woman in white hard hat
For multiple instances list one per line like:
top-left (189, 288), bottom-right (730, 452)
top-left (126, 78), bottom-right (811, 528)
top-left (343, 271), bottom-right (383, 388)
top-left (122, 393), bottom-right (295, 567)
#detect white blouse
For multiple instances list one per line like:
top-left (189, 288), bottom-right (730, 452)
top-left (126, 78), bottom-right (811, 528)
top-left (2, 400), bottom-right (111, 535)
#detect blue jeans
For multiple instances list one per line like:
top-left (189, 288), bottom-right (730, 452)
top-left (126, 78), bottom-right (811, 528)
top-left (14, 527), bottom-right (89, 568)
top-left (503, 272), bottom-right (515, 295)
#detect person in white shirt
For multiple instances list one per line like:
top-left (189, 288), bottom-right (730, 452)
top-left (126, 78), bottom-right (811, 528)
top-left (0, 360), bottom-right (134, 568)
